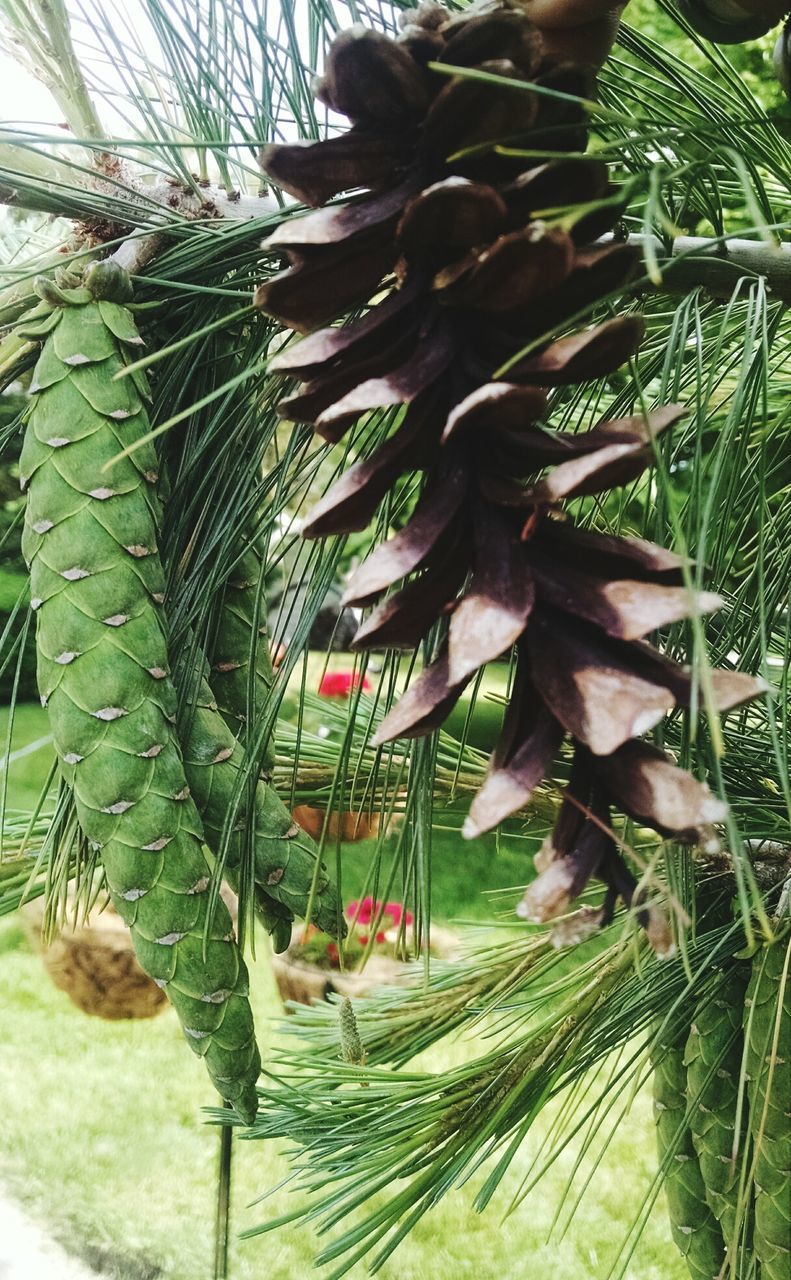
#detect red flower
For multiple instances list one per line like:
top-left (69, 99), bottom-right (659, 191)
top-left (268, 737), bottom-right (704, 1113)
top-left (383, 901), bottom-right (413, 928)
top-left (319, 670), bottom-right (372, 698)
top-left (347, 895), bottom-right (377, 925)
top-left (346, 897), bottom-right (413, 936)
top-left (326, 942), bottom-right (339, 966)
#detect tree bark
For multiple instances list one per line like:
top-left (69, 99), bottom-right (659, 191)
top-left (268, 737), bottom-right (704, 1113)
top-left (601, 232), bottom-right (791, 304)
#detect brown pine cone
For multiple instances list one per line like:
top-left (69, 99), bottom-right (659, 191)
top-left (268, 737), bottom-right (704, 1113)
top-left (256, 2), bottom-right (765, 936)
top-left (678, 0), bottom-right (788, 40)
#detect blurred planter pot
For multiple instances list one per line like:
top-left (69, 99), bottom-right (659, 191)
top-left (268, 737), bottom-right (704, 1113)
top-left (293, 803), bottom-right (381, 843)
top-left (22, 896), bottom-right (167, 1020)
top-left (677, 0), bottom-right (786, 41)
top-left (271, 949), bottom-right (407, 1005)
top-left (272, 924), bottom-right (459, 1008)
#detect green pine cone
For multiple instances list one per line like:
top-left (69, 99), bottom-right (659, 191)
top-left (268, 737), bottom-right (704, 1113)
top-left (180, 655), bottom-right (341, 938)
top-left (684, 964), bottom-right (750, 1250)
top-left (199, 540), bottom-right (343, 943)
top-left (20, 264), bottom-right (261, 1122)
top-left (210, 544), bottom-right (276, 777)
top-left (744, 932), bottom-right (791, 1280)
top-left (653, 1022), bottom-right (727, 1280)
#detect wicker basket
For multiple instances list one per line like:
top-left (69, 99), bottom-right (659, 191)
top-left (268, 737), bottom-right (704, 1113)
top-left (23, 897), bottom-right (168, 1021)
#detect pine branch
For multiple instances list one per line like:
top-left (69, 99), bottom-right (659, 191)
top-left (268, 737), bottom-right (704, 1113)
top-left (109, 183), bottom-right (276, 274)
top-left (0, 0), bottom-right (105, 143)
top-left (120, 211), bottom-right (790, 301)
top-left (610, 232), bottom-right (791, 304)
top-left (3, 143), bottom-right (787, 302)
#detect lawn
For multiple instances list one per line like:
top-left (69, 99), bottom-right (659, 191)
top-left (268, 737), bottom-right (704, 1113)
top-left (0, 918), bottom-right (683, 1280)
top-left (0, 702), bottom-right (55, 814)
top-left (0, 699), bottom-right (684, 1280)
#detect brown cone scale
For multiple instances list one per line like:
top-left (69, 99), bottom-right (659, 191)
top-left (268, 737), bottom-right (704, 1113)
top-left (257, 1), bottom-right (766, 938)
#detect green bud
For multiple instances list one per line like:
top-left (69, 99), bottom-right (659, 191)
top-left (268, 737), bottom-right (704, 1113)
top-left (340, 997), bottom-right (366, 1066)
top-left (84, 259), bottom-right (134, 303)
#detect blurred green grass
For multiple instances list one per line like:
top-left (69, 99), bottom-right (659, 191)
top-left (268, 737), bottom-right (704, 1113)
top-left (0, 919), bottom-right (683, 1280)
top-left (0, 696), bottom-right (682, 1280)
top-left (0, 702), bottom-right (54, 813)
top-left (0, 566), bottom-right (27, 613)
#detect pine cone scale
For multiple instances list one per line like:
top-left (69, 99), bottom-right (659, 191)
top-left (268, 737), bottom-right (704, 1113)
top-left (504, 157), bottom-right (609, 218)
top-left (254, 239), bottom-right (396, 334)
top-left (506, 315), bottom-right (646, 385)
top-left (526, 608), bottom-right (676, 756)
top-left (465, 694), bottom-right (563, 836)
top-left (432, 225), bottom-right (575, 311)
top-left (278, 320), bottom-right (423, 431)
top-left (520, 816), bottom-right (614, 923)
top-left (535, 522), bottom-right (690, 581)
top-left (266, 180), bottom-right (418, 252)
top-left (271, 278), bottom-right (422, 376)
top-left (398, 177), bottom-right (508, 257)
top-left (527, 552), bottom-right (723, 641)
top-left (595, 742), bottom-right (728, 839)
top-left (314, 320), bottom-right (454, 438)
top-left (447, 506), bottom-right (535, 684)
top-left (259, 132), bottom-right (414, 207)
top-left (352, 537), bottom-right (471, 651)
top-left (342, 462), bottom-right (467, 605)
top-left (315, 26), bottom-right (434, 128)
top-left (301, 412), bottom-right (433, 539)
top-left (441, 382), bottom-right (547, 443)
top-left (420, 60), bottom-right (539, 164)
top-left (372, 648), bottom-right (470, 744)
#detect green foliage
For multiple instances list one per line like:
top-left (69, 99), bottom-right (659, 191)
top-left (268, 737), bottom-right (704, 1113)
top-left (0, 391), bottom-right (37, 700)
top-left (189, 539), bottom-right (345, 946)
top-left (0, 568), bottom-right (37, 703)
top-left (628, 1), bottom-right (790, 126)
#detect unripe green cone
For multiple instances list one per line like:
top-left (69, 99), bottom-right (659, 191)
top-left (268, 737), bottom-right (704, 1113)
top-left (210, 545), bottom-right (276, 777)
top-left (684, 964), bottom-right (750, 1250)
top-left (744, 932), bottom-right (791, 1280)
top-left (20, 265), bottom-right (260, 1122)
top-left (653, 1022), bottom-right (727, 1280)
top-left (200, 542), bottom-right (344, 945)
top-left (180, 657), bottom-right (340, 938)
